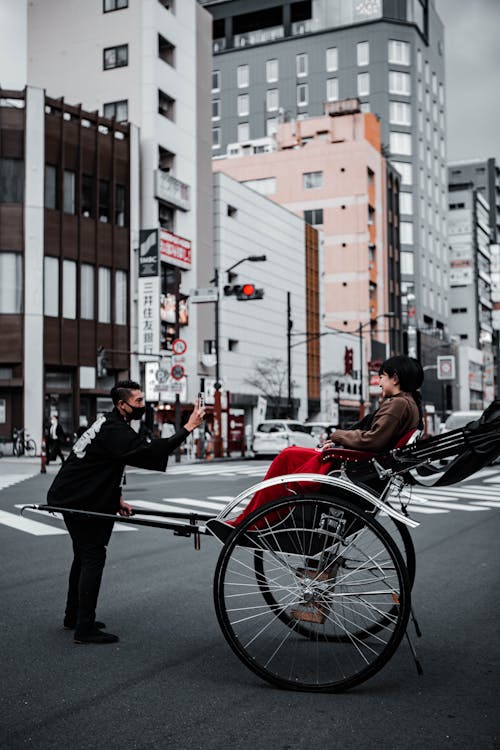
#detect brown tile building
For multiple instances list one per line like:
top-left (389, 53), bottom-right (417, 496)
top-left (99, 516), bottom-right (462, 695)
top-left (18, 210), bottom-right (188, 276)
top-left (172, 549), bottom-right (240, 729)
top-left (0, 87), bottom-right (137, 448)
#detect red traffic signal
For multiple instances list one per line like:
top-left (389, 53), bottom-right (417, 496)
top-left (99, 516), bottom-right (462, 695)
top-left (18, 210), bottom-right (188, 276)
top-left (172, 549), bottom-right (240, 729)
top-left (224, 283), bottom-right (264, 300)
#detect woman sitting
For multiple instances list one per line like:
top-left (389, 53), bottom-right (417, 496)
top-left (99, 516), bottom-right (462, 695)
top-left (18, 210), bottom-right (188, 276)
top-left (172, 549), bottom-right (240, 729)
top-left (229, 355), bottom-right (424, 527)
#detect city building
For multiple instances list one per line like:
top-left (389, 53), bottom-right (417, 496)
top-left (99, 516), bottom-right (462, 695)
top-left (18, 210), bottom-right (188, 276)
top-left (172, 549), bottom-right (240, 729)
top-left (208, 171), bottom-right (317, 431)
top-left (0, 87), bottom-right (137, 447)
top-left (213, 106), bottom-right (401, 415)
top-left (24, 0), bottom-right (213, 404)
top-left (448, 157), bottom-right (500, 395)
top-left (202, 0), bottom-right (449, 357)
top-left (447, 178), bottom-right (494, 409)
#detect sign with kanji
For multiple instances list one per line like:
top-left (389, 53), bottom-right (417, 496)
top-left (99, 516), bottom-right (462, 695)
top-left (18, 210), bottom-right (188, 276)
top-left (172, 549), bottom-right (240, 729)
top-left (437, 355), bottom-right (456, 380)
top-left (138, 276), bottom-right (160, 362)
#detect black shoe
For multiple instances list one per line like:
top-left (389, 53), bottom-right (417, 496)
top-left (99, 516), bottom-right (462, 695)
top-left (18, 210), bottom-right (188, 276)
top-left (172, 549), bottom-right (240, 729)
top-left (64, 619), bottom-right (106, 631)
top-left (74, 628), bottom-right (119, 645)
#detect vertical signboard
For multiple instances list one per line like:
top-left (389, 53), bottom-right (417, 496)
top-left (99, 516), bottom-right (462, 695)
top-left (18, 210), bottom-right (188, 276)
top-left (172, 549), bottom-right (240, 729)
top-left (138, 230), bottom-right (160, 361)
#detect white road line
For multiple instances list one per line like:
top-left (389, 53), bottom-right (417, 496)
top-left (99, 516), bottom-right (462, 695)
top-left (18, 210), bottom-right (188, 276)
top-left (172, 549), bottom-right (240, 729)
top-left (407, 506), bottom-right (448, 514)
top-left (0, 474), bottom-right (38, 491)
top-left (471, 500), bottom-right (500, 508)
top-left (0, 509), bottom-right (67, 535)
top-left (410, 500), bottom-right (487, 512)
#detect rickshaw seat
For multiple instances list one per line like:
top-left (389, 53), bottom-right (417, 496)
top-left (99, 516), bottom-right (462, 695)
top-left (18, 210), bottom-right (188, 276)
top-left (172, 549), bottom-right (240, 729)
top-left (321, 429), bottom-right (420, 465)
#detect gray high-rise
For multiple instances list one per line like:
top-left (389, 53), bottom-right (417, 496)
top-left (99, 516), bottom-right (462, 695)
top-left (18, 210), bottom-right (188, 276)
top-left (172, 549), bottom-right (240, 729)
top-left (201, 0), bottom-right (449, 352)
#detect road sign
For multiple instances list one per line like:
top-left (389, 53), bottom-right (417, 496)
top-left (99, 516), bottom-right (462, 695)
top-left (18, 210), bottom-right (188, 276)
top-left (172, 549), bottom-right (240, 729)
top-left (189, 287), bottom-right (218, 303)
top-left (172, 338), bottom-right (187, 355)
top-left (170, 364), bottom-right (185, 381)
top-left (437, 355), bottom-right (456, 380)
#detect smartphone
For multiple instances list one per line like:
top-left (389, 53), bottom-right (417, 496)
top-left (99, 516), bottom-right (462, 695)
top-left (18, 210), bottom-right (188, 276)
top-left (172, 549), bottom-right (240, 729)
top-left (198, 392), bottom-right (205, 408)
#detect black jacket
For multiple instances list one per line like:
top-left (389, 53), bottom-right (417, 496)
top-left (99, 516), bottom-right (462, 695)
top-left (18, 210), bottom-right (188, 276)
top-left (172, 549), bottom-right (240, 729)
top-left (47, 408), bottom-right (189, 513)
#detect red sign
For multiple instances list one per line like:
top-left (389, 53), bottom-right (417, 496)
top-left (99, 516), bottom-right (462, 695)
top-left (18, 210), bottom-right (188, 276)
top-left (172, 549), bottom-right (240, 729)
top-left (172, 338), bottom-right (187, 355)
top-left (160, 229), bottom-right (192, 270)
top-left (170, 364), bottom-right (185, 381)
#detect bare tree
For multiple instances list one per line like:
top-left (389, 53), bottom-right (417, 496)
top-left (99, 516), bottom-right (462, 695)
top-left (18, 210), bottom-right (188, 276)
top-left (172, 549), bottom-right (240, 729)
top-left (244, 358), bottom-right (289, 417)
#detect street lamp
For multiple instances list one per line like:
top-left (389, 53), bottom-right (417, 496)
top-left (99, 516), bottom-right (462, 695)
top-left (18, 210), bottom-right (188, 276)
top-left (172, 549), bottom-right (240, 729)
top-left (212, 254), bottom-right (267, 457)
top-left (358, 312), bottom-right (395, 416)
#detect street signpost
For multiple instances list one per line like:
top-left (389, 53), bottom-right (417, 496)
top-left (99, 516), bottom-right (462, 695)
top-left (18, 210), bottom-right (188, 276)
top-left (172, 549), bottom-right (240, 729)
top-left (189, 287), bottom-right (219, 304)
top-left (437, 355), bottom-right (456, 380)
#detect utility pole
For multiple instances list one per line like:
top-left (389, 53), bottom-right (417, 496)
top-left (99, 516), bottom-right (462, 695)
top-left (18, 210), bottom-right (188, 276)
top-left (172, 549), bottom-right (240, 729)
top-left (213, 267), bottom-right (223, 458)
top-left (287, 291), bottom-right (293, 416)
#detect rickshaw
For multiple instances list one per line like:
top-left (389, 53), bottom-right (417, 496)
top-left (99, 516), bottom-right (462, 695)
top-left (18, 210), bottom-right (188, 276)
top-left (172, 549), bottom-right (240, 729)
top-left (23, 403), bottom-right (500, 693)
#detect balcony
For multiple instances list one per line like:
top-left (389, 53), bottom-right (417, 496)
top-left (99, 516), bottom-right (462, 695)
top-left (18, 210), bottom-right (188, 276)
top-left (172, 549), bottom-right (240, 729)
top-left (155, 171), bottom-right (190, 212)
top-left (234, 25), bottom-right (284, 48)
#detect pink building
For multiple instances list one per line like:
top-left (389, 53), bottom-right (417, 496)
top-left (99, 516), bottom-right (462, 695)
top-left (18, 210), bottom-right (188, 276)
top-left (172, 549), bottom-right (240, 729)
top-left (213, 105), bottom-right (402, 405)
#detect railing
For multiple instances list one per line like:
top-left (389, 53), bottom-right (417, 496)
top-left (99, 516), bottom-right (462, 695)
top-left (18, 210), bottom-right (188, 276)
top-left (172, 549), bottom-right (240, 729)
top-left (234, 26), bottom-right (284, 48)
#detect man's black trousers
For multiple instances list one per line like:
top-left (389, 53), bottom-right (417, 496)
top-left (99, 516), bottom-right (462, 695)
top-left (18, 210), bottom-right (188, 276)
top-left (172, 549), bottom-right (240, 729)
top-left (64, 515), bottom-right (115, 635)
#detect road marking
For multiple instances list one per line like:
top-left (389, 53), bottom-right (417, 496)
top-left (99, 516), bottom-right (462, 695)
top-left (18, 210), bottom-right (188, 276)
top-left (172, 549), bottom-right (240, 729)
top-left (0, 474), bottom-right (38, 491)
top-left (410, 500), bottom-right (487, 512)
top-left (0, 509), bottom-right (67, 535)
top-left (471, 500), bottom-right (500, 508)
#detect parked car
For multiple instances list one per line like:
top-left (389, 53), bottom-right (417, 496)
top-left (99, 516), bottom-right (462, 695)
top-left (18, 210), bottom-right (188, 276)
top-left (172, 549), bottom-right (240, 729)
top-left (251, 420), bottom-right (317, 458)
top-left (443, 411), bottom-right (483, 432)
top-left (303, 422), bottom-right (337, 446)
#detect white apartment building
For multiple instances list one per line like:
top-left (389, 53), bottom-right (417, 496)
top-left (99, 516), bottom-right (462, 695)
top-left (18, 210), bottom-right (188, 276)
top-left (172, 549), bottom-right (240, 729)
top-left (211, 172), bottom-right (313, 426)
top-left (25, 0), bottom-right (213, 401)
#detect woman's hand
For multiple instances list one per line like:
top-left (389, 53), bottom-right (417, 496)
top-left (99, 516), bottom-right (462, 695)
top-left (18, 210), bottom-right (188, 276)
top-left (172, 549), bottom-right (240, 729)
top-left (320, 440), bottom-right (336, 452)
top-left (184, 399), bottom-right (207, 433)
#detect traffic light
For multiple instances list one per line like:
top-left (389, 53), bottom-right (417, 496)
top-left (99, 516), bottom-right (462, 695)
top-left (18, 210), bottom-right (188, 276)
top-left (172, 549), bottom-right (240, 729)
top-left (344, 346), bottom-right (354, 376)
top-left (223, 283), bottom-right (264, 300)
top-left (97, 347), bottom-right (108, 378)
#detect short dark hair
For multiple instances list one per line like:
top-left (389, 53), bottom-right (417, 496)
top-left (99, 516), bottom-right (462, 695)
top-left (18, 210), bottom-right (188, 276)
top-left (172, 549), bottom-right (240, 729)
top-left (110, 380), bottom-right (142, 406)
top-left (379, 356), bottom-right (424, 393)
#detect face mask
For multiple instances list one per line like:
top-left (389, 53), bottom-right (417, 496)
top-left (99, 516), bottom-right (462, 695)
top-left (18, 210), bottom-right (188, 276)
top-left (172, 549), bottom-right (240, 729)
top-left (124, 403), bottom-right (146, 421)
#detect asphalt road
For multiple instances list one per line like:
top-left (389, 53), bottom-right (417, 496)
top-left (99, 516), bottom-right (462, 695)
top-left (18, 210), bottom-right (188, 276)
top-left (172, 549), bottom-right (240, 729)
top-left (0, 459), bottom-right (499, 750)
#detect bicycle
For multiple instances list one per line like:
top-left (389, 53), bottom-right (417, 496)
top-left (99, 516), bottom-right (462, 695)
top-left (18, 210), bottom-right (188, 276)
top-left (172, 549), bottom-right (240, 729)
top-left (12, 428), bottom-right (37, 457)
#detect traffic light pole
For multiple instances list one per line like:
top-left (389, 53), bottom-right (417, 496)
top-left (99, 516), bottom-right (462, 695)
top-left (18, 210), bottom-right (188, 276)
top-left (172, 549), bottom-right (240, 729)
top-left (213, 268), bottom-right (223, 458)
top-left (287, 291), bottom-right (292, 416)
top-left (358, 321), bottom-right (365, 419)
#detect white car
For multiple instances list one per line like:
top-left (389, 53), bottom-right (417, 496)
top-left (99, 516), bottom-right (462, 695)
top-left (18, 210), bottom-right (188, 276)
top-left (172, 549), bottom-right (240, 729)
top-left (251, 420), bottom-right (317, 458)
top-left (304, 422), bottom-right (337, 446)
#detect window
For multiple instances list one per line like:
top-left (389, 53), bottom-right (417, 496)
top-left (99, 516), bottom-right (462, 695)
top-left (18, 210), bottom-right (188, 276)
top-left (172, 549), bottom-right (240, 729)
top-left (212, 70), bottom-right (220, 92)
top-left (158, 34), bottom-right (175, 66)
top-left (0, 158), bottom-right (24, 203)
top-left (266, 59), bottom-right (278, 82)
top-left (400, 222), bottom-right (414, 244)
top-left (242, 177), bottom-right (276, 196)
top-left (303, 171), bottom-right (323, 190)
top-left (99, 180), bottom-right (110, 223)
top-left (399, 192), bottom-right (413, 215)
top-left (417, 48), bottom-right (422, 73)
top-left (304, 209), bottom-right (323, 226)
top-left (115, 270), bottom-right (127, 325)
top-left (424, 61), bottom-right (430, 85)
top-left (326, 47), bottom-right (338, 72)
top-left (390, 132), bottom-right (412, 156)
top-left (81, 174), bottom-right (94, 218)
top-left (266, 89), bottom-right (278, 112)
top-left (401, 251), bottom-right (414, 274)
top-left (0, 253), bottom-right (22, 313)
top-left (439, 83), bottom-right (444, 105)
top-left (44, 257), bottom-right (59, 317)
top-left (432, 72), bottom-right (437, 95)
top-left (326, 78), bottom-right (339, 102)
top-left (45, 165), bottom-right (57, 210)
top-left (360, 102), bottom-right (370, 113)
top-left (266, 118), bottom-right (278, 137)
top-left (212, 100), bottom-right (220, 121)
top-left (389, 71), bottom-right (411, 95)
top-left (103, 44), bottom-right (128, 70)
top-left (388, 39), bottom-right (410, 65)
top-left (80, 264), bottom-right (95, 320)
top-left (103, 99), bottom-right (128, 122)
top-left (158, 90), bottom-right (175, 120)
top-left (115, 185), bottom-right (126, 226)
top-left (104, 0), bottom-right (128, 10)
top-left (356, 41), bottom-right (369, 66)
top-left (159, 202), bottom-right (174, 230)
top-left (212, 128), bottom-right (220, 150)
top-left (297, 83), bottom-right (308, 107)
top-left (392, 162), bottom-right (413, 185)
top-left (62, 170), bottom-right (75, 214)
top-left (296, 53), bottom-right (308, 77)
top-left (238, 93), bottom-right (249, 116)
top-left (63, 260), bottom-right (77, 319)
top-left (237, 64), bottom-right (249, 88)
top-left (98, 267), bottom-right (111, 323)
top-left (389, 101), bottom-right (411, 126)
top-left (357, 72), bottom-right (370, 96)
top-left (237, 122), bottom-right (249, 142)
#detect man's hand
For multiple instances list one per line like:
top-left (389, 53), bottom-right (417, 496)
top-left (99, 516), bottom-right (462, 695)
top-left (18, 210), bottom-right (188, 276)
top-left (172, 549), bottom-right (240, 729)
top-left (184, 399), bottom-right (207, 433)
top-left (119, 497), bottom-right (133, 517)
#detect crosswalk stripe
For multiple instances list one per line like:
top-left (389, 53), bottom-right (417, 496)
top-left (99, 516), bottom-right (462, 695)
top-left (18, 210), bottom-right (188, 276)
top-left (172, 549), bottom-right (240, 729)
top-left (0, 509), bottom-right (67, 535)
top-left (410, 500), bottom-right (487, 512)
top-left (407, 506), bottom-right (447, 514)
top-left (0, 474), bottom-right (37, 491)
top-left (471, 500), bottom-right (500, 508)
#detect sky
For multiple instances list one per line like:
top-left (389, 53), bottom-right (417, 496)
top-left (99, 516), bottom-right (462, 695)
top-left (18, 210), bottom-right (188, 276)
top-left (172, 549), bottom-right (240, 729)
top-left (436, 0), bottom-right (500, 163)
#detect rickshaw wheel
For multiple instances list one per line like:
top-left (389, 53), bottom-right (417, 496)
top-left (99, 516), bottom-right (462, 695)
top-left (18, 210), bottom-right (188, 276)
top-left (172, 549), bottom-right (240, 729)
top-left (214, 494), bottom-right (411, 693)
